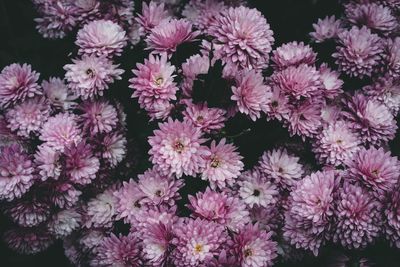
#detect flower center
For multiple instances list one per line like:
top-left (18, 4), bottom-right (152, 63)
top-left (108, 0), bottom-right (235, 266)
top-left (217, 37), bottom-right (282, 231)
top-left (253, 189), bottom-right (261, 197)
top-left (173, 141), bottom-right (185, 153)
top-left (271, 101), bottom-right (279, 108)
top-left (134, 200), bottom-right (141, 208)
top-left (194, 244), bottom-right (203, 253)
top-left (86, 68), bottom-right (95, 78)
top-left (196, 116), bottom-right (204, 123)
top-left (210, 157), bottom-right (221, 168)
top-left (154, 77), bottom-right (164, 86)
top-left (336, 139), bottom-right (343, 144)
top-left (244, 248), bottom-right (253, 257)
top-left (155, 190), bottom-right (162, 197)
top-left (278, 167), bottom-right (283, 173)
top-left (371, 169), bottom-right (379, 176)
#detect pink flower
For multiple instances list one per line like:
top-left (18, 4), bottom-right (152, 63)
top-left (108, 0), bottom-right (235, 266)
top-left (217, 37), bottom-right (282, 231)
top-left (271, 41), bottom-right (317, 70)
top-left (129, 53), bottom-right (178, 119)
top-left (183, 102), bottom-right (226, 134)
top-left (233, 223), bottom-right (277, 267)
top-left (49, 182), bottom-right (82, 208)
top-left (65, 142), bottom-right (100, 185)
top-left (64, 54), bottom-right (124, 100)
top-left (0, 144), bottom-right (35, 201)
top-left (346, 147), bottom-right (400, 198)
top-left (4, 198), bottom-right (50, 227)
top-left (35, 144), bottom-right (61, 181)
top-left (182, 0), bottom-right (227, 30)
top-left (0, 63), bottom-right (41, 108)
top-left (310, 15), bottom-right (343, 42)
top-left (76, 19), bottom-right (127, 57)
top-left (5, 97), bottom-right (51, 138)
top-left (42, 77), bottom-right (77, 110)
top-left (201, 138), bottom-right (244, 189)
top-left (146, 19), bottom-right (199, 55)
top-left (93, 233), bottom-right (142, 267)
top-left (333, 182), bottom-right (382, 249)
top-left (270, 64), bottom-right (321, 100)
top-left (187, 187), bottom-right (250, 231)
top-left (48, 208), bottom-right (82, 239)
top-left (182, 54), bottom-right (210, 79)
top-left (265, 87), bottom-right (290, 121)
top-left (136, 1), bottom-right (170, 34)
top-left (40, 113), bottom-right (82, 152)
top-left (333, 26), bottom-right (383, 78)
top-left (238, 168), bottom-right (278, 208)
top-left (4, 227), bottom-right (54, 255)
top-left (208, 6), bottom-right (274, 71)
top-left (285, 100), bottom-right (322, 139)
top-left (148, 118), bottom-right (210, 178)
top-left (259, 148), bottom-right (304, 190)
top-left (171, 218), bottom-right (229, 267)
top-left (100, 132), bottom-right (127, 167)
top-left (384, 37), bottom-right (400, 79)
top-left (319, 63), bottom-right (344, 99)
top-left (231, 70), bottom-right (272, 121)
top-left (385, 187), bottom-right (400, 248)
top-left (78, 100), bottom-right (118, 135)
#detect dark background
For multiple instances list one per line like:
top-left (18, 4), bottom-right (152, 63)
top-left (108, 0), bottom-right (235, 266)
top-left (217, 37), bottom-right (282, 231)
top-left (0, 0), bottom-right (399, 266)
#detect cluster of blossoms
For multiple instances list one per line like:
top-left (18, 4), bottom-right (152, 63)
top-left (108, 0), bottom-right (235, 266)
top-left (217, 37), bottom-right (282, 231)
top-left (1, 0), bottom-right (400, 266)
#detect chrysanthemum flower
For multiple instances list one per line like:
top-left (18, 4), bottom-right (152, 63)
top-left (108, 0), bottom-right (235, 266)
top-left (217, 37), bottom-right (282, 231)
top-left (265, 87), bottom-right (291, 121)
top-left (182, 0), bottom-right (227, 30)
top-left (0, 63), bottom-right (41, 108)
top-left (171, 218), bottom-right (228, 267)
top-left (79, 229), bottom-right (107, 252)
top-left (342, 93), bottom-right (397, 145)
top-left (148, 118), bottom-right (210, 178)
top-left (183, 102), bottom-right (226, 134)
top-left (231, 70), bottom-right (272, 121)
top-left (65, 142), bottom-right (100, 185)
top-left (346, 147), bottom-right (400, 198)
top-left (5, 97), bottom-right (50, 138)
top-left (49, 182), bottom-right (82, 209)
top-left (271, 41), bottom-right (317, 70)
top-left (319, 63), bottom-right (344, 99)
top-left (259, 148), bottom-right (304, 190)
top-left (141, 221), bottom-right (173, 267)
top-left (40, 113), bottom-right (82, 152)
top-left (313, 121), bottom-right (360, 166)
top-left (4, 198), bottom-right (50, 227)
top-left (363, 75), bottom-right (400, 115)
top-left (333, 182), bottom-right (382, 249)
top-left (146, 18), bottom-right (199, 55)
top-left (188, 187), bottom-right (250, 231)
top-left (385, 187), bottom-right (400, 248)
top-left (285, 100), bottom-right (322, 139)
top-left (182, 54), bottom-right (210, 79)
top-left (78, 100), bottom-right (118, 135)
top-left (136, 1), bottom-right (170, 34)
top-left (76, 19), bottom-right (127, 57)
top-left (100, 132), bottom-right (127, 167)
top-left (93, 233), bottom-right (142, 267)
top-left (34, 144), bottom-right (61, 181)
top-left (384, 37), bottom-right (400, 79)
top-left (250, 206), bottom-right (281, 234)
top-left (0, 144), bottom-right (35, 201)
top-left (233, 223), bottom-right (278, 267)
top-left (270, 64), bottom-right (321, 100)
top-left (138, 168), bottom-right (183, 207)
top-left (84, 185), bottom-right (119, 229)
top-left (48, 208), bottom-right (82, 239)
top-left (201, 138), bottom-right (243, 189)
top-left (114, 179), bottom-right (147, 224)
top-left (310, 15), bottom-right (343, 42)
top-left (283, 171), bottom-right (340, 256)
top-left (333, 26), bottom-right (383, 78)
top-left (345, 3), bottom-right (397, 36)
top-left (42, 77), bottom-right (77, 110)
top-left (4, 227), bottom-right (54, 255)
top-left (238, 168), bottom-right (278, 208)
top-left (64, 54), bottom-right (124, 100)
top-left (129, 53), bottom-right (178, 119)
top-left (208, 6), bottom-right (274, 71)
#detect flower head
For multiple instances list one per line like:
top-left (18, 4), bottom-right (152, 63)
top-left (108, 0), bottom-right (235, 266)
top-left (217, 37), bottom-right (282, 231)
top-left (4, 228), bottom-right (54, 255)
top-left (48, 208), bottom-right (82, 239)
top-left (271, 41), bottom-right (317, 70)
top-left (42, 77), bottom-right (77, 110)
top-left (310, 15), bottom-right (343, 42)
top-left (183, 102), bottom-right (226, 134)
top-left (136, 1), bottom-right (170, 34)
top-left (78, 100), bottom-right (118, 135)
top-left (4, 198), bottom-right (50, 227)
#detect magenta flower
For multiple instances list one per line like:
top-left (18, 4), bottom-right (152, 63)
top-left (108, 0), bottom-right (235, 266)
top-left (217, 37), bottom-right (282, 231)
top-left (34, 144), bottom-right (61, 181)
top-left (182, 0), bottom-right (227, 30)
top-left (93, 233), bottom-right (142, 267)
top-left (49, 182), bottom-right (81, 209)
top-left (100, 132), bottom-right (127, 167)
top-left (385, 187), bottom-right (400, 248)
top-left (231, 70), bottom-right (272, 121)
top-left (310, 15), bottom-right (343, 42)
top-left (233, 223), bottom-right (277, 267)
top-left (271, 41), bottom-right (317, 70)
top-left (201, 138), bottom-right (244, 189)
top-left (182, 54), bottom-right (210, 79)
top-left (65, 142), bottom-right (100, 185)
top-left (40, 113), bottom-right (82, 152)
top-left (259, 148), bottom-right (304, 190)
top-left (0, 144), bottom-right (35, 201)
top-left (384, 37), bottom-right (400, 79)
top-left (0, 63), bottom-right (41, 108)
top-left (333, 26), bottom-right (383, 78)
top-left (5, 97), bottom-right (51, 138)
top-left (208, 6), bottom-right (274, 71)
top-left (188, 187), bottom-right (250, 231)
top-left (283, 171), bottom-right (340, 256)
top-left (146, 19), bottom-right (199, 55)
top-left (313, 121), bottom-right (360, 166)
top-left (183, 102), bottom-right (226, 134)
top-left (333, 182), bottom-right (382, 249)
top-left (4, 227), bottom-right (54, 255)
top-left (4, 198), bottom-right (50, 227)
top-left (319, 63), bottom-right (344, 99)
top-left (42, 77), bottom-right (77, 110)
top-left (148, 118), bottom-right (210, 178)
top-left (265, 87), bottom-right (291, 121)
top-left (285, 100), bottom-right (322, 139)
top-left (171, 218), bottom-right (229, 267)
top-left (76, 19), bottom-right (127, 57)
top-left (78, 100), bottom-right (118, 135)
top-left (136, 1), bottom-right (170, 34)
top-left (48, 208), bottom-right (82, 239)
top-left (346, 147), bottom-right (400, 198)
top-left (64, 54), bottom-right (124, 100)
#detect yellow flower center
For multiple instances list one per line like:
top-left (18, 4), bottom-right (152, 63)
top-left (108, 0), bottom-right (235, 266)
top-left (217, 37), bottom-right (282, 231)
top-left (194, 244), bottom-right (203, 253)
top-left (155, 77), bottom-right (164, 86)
top-left (210, 157), bottom-right (221, 168)
top-left (173, 141), bottom-right (185, 153)
top-left (244, 248), bottom-right (253, 257)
